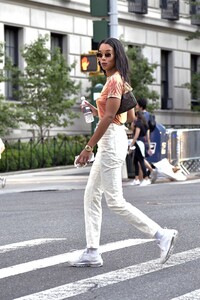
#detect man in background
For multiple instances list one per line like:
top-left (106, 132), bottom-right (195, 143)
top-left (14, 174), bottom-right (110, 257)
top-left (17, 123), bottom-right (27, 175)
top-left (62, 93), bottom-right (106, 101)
top-left (136, 98), bottom-right (157, 183)
top-left (0, 138), bottom-right (6, 188)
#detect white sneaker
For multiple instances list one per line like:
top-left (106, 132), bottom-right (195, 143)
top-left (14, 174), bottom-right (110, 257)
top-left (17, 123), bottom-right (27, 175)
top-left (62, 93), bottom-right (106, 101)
top-left (131, 179), bottom-right (140, 185)
top-left (140, 179), bottom-right (151, 186)
top-left (68, 249), bottom-right (103, 267)
top-left (158, 229), bottom-right (178, 264)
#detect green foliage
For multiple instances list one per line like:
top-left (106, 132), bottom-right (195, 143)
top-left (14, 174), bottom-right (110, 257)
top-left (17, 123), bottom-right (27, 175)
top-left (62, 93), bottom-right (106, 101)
top-left (183, 1), bottom-right (200, 111)
top-left (186, 31), bottom-right (200, 41)
top-left (184, 72), bottom-right (200, 111)
top-left (0, 100), bottom-right (19, 136)
top-left (0, 135), bottom-right (90, 172)
top-left (185, 1), bottom-right (200, 41)
top-left (0, 42), bottom-right (19, 136)
top-left (10, 35), bottom-right (80, 138)
top-left (126, 46), bottom-right (159, 102)
top-left (87, 74), bottom-right (106, 101)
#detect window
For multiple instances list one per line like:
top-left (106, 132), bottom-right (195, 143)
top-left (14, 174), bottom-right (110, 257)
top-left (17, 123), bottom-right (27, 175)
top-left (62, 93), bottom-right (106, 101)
top-left (51, 33), bottom-right (63, 53)
top-left (191, 54), bottom-right (200, 110)
top-left (4, 26), bottom-right (19, 100)
top-left (161, 50), bottom-right (173, 109)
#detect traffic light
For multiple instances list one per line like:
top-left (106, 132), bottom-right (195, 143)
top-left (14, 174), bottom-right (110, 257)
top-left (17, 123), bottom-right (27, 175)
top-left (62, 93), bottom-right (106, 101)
top-left (80, 54), bottom-right (98, 72)
top-left (93, 20), bottom-right (109, 43)
top-left (90, 0), bottom-right (108, 17)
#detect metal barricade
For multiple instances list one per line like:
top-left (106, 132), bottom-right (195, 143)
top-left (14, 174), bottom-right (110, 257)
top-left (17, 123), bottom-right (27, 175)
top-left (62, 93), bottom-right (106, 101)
top-left (167, 129), bottom-right (200, 173)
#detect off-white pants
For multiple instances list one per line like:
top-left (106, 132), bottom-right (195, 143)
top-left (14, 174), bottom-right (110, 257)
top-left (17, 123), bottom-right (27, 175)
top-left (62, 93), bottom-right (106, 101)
top-left (84, 123), bottom-right (161, 248)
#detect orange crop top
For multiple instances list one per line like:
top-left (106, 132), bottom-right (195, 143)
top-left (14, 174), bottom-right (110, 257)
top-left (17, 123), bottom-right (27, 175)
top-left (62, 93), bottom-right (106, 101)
top-left (96, 71), bottom-right (127, 125)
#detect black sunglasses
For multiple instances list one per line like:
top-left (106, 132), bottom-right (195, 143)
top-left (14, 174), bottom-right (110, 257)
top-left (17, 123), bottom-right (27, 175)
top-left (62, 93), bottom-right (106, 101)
top-left (96, 53), bottom-right (112, 58)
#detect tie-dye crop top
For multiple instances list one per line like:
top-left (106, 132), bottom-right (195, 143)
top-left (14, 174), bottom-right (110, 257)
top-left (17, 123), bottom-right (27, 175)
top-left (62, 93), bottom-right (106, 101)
top-left (96, 71), bottom-right (127, 125)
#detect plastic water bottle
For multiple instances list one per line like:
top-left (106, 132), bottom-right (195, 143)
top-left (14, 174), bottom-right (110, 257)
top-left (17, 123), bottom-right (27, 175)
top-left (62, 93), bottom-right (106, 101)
top-left (81, 96), bottom-right (94, 123)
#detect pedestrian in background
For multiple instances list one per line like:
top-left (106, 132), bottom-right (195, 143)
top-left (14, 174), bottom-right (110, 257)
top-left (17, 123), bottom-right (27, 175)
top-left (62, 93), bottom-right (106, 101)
top-left (68, 38), bottom-right (178, 268)
top-left (136, 98), bottom-right (157, 183)
top-left (0, 138), bottom-right (6, 188)
top-left (130, 110), bottom-right (151, 186)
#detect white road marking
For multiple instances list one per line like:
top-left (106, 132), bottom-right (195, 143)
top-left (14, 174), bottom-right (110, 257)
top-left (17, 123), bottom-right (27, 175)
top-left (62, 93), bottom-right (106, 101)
top-left (14, 247), bottom-right (200, 300)
top-left (7, 177), bottom-right (85, 182)
top-left (0, 239), bottom-right (65, 253)
top-left (171, 289), bottom-right (200, 299)
top-left (0, 238), bottom-right (152, 280)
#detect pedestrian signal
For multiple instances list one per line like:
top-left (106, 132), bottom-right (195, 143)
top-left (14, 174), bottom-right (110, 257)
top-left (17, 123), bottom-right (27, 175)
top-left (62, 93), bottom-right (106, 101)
top-left (80, 54), bottom-right (98, 72)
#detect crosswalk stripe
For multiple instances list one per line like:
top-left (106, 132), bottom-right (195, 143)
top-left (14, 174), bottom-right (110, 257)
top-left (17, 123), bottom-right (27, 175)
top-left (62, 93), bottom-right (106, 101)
top-left (13, 247), bottom-right (200, 300)
top-left (0, 238), bottom-right (152, 279)
top-left (0, 239), bottom-right (66, 253)
top-left (171, 289), bottom-right (200, 299)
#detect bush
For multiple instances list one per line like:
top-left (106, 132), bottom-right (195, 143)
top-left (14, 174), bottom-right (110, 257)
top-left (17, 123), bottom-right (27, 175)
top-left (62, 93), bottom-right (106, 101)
top-left (0, 135), bottom-right (90, 172)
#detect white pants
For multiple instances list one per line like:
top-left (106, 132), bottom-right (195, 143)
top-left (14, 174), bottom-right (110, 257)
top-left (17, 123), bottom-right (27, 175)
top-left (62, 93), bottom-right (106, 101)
top-left (84, 123), bottom-right (161, 248)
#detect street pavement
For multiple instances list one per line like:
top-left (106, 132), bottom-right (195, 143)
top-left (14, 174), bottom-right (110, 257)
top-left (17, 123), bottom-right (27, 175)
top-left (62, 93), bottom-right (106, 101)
top-left (0, 165), bottom-right (90, 194)
top-left (1, 165), bottom-right (200, 299)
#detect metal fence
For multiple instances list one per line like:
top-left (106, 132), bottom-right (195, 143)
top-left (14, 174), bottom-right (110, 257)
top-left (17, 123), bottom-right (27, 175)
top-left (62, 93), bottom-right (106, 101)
top-left (0, 135), bottom-right (89, 172)
top-left (1, 129), bottom-right (200, 174)
top-left (167, 129), bottom-right (200, 173)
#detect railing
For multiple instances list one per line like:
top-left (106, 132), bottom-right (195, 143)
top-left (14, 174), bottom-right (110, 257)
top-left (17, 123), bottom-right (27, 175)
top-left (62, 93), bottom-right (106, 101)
top-left (0, 135), bottom-right (89, 172)
top-left (1, 129), bottom-right (200, 173)
top-left (167, 129), bottom-right (200, 173)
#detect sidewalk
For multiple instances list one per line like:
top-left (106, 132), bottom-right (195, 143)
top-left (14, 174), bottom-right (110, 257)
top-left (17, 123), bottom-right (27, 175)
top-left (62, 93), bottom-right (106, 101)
top-left (0, 165), bottom-right (91, 194)
top-left (0, 164), bottom-right (199, 194)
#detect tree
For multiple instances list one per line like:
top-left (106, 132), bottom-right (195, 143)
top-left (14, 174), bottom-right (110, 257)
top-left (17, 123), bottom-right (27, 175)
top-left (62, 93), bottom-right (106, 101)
top-left (0, 42), bottom-right (19, 136)
top-left (127, 46), bottom-right (159, 112)
top-left (186, 0), bottom-right (200, 41)
top-left (12, 35), bottom-right (80, 138)
top-left (184, 1), bottom-right (200, 111)
top-left (87, 74), bottom-right (106, 100)
top-left (184, 73), bottom-right (200, 111)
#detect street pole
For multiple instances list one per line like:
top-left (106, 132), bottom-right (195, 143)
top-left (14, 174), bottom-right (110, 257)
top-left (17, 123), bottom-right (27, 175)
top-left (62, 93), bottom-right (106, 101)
top-left (109, 0), bottom-right (118, 38)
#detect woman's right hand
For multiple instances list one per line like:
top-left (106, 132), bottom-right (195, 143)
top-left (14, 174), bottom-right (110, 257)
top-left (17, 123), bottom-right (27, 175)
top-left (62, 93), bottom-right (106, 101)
top-left (80, 100), bottom-right (98, 116)
top-left (74, 149), bottom-right (93, 167)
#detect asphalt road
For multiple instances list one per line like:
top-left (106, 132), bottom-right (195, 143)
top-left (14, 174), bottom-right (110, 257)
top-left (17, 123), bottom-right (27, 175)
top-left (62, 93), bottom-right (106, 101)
top-left (0, 167), bottom-right (200, 299)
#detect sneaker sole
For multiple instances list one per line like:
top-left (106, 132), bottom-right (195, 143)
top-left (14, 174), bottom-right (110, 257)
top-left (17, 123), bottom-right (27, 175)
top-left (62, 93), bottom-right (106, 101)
top-left (68, 262), bottom-right (103, 268)
top-left (161, 231), bottom-right (178, 264)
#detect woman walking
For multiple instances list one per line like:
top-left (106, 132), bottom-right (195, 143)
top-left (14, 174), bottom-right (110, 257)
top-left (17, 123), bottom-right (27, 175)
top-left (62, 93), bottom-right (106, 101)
top-left (68, 38), bottom-right (178, 267)
top-left (0, 138), bottom-right (6, 188)
top-left (130, 110), bottom-right (151, 186)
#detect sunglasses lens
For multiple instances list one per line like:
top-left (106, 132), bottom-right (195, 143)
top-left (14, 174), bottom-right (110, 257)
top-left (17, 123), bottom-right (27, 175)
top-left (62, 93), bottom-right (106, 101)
top-left (97, 53), bottom-right (112, 58)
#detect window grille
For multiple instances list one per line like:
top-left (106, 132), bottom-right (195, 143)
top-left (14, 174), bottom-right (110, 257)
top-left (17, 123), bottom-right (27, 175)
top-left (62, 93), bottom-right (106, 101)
top-left (127, 0), bottom-right (148, 14)
top-left (160, 0), bottom-right (179, 21)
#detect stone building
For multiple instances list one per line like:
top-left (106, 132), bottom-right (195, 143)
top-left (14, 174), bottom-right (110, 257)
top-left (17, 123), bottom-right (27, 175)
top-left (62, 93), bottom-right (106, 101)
top-left (0, 0), bottom-right (200, 137)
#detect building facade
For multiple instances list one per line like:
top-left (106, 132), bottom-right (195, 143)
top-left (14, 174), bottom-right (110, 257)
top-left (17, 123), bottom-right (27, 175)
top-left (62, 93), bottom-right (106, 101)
top-left (0, 0), bottom-right (200, 137)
